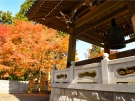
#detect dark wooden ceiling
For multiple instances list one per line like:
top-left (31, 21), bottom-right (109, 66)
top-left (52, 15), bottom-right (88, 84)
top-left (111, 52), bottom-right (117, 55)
top-left (26, 0), bottom-right (135, 48)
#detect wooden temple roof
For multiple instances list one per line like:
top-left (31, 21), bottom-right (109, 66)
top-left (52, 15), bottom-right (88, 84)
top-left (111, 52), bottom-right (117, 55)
top-left (26, 0), bottom-right (135, 48)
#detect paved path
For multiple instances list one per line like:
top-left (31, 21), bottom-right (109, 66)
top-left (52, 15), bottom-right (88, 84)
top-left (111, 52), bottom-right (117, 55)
top-left (0, 93), bottom-right (50, 101)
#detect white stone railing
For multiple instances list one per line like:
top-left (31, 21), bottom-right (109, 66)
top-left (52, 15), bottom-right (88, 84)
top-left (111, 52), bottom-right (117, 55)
top-left (52, 53), bottom-right (135, 84)
top-left (52, 68), bottom-right (70, 83)
top-left (107, 55), bottom-right (135, 84)
top-left (73, 62), bottom-right (102, 84)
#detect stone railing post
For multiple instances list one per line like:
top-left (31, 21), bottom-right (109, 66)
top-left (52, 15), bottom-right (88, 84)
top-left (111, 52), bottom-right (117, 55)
top-left (70, 61), bottom-right (75, 83)
top-left (51, 65), bottom-right (56, 83)
top-left (101, 53), bottom-right (109, 84)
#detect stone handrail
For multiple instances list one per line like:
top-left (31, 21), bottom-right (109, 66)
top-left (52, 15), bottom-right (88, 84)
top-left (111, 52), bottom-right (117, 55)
top-left (52, 68), bottom-right (70, 83)
top-left (52, 53), bottom-right (135, 84)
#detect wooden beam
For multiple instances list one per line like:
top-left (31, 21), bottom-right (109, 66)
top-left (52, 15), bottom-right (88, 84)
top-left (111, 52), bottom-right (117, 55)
top-left (124, 29), bottom-right (134, 36)
top-left (76, 8), bottom-right (89, 18)
top-left (70, 0), bottom-right (87, 15)
top-left (31, 16), bottom-right (56, 21)
top-left (76, 36), bottom-right (104, 48)
top-left (104, 42), bottom-right (110, 54)
top-left (96, 27), bottom-right (106, 33)
top-left (83, 30), bottom-right (107, 42)
top-left (128, 3), bottom-right (135, 33)
top-left (75, 4), bottom-right (128, 36)
top-left (26, 0), bottom-right (43, 18)
top-left (75, 1), bottom-right (122, 28)
top-left (125, 38), bottom-right (135, 44)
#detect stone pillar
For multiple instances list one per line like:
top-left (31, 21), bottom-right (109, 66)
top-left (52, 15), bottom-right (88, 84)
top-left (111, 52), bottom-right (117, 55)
top-left (101, 53), bottom-right (109, 84)
top-left (70, 61), bottom-right (75, 83)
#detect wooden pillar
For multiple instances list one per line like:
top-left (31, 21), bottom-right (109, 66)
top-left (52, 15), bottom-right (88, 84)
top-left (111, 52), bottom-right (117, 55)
top-left (104, 42), bottom-right (110, 54)
top-left (67, 25), bottom-right (76, 68)
top-left (128, 3), bottom-right (135, 33)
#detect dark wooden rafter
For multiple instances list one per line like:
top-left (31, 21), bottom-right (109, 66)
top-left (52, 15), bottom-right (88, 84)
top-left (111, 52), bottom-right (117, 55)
top-left (46, 19), bottom-right (66, 31)
top-left (26, 0), bottom-right (43, 18)
top-left (82, 30), bottom-right (107, 42)
top-left (69, 0), bottom-right (87, 15)
top-left (41, 4), bottom-right (57, 8)
top-left (75, 4), bottom-right (128, 36)
top-left (124, 29), bottom-right (134, 36)
top-left (41, 5), bottom-right (56, 9)
top-left (68, 0), bottom-right (97, 23)
top-left (30, 11), bottom-right (58, 19)
top-left (41, 2), bottom-right (58, 5)
top-left (96, 27), bottom-right (106, 33)
top-left (75, 1), bottom-right (122, 28)
top-left (76, 8), bottom-right (89, 18)
top-left (36, 18), bottom-right (64, 30)
top-left (76, 36), bottom-right (104, 48)
top-left (31, 16), bottom-right (56, 21)
top-left (97, 13), bottom-right (131, 33)
top-left (126, 38), bottom-right (135, 44)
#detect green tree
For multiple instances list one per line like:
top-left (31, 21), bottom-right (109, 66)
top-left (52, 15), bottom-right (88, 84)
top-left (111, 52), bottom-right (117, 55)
top-left (14, 0), bottom-right (34, 21)
top-left (0, 11), bottom-right (12, 24)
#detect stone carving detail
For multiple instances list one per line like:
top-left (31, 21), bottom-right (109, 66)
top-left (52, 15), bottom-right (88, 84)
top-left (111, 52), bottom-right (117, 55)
top-left (100, 92), bottom-right (113, 101)
top-left (56, 74), bottom-right (67, 79)
top-left (117, 66), bottom-right (135, 76)
top-left (91, 92), bottom-right (100, 101)
top-left (78, 90), bottom-right (90, 99)
top-left (71, 90), bottom-right (77, 97)
top-left (115, 96), bottom-right (126, 101)
top-left (78, 71), bottom-right (96, 78)
top-left (114, 93), bottom-right (128, 101)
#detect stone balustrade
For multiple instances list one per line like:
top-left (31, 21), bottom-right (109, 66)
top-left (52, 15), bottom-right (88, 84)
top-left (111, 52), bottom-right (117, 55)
top-left (50, 53), bottom-right (135, 101)
top-left (52, 68), bottom-right (70, 83)
top-left (52, 53), bottom-right (135, 84)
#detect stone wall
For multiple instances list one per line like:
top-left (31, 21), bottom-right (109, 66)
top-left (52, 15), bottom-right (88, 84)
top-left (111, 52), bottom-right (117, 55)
top-left (0, 80), bottom-right (29, 93)
top-left (50, 83), bottom-right (135, 101)
top-left (50, 87), bottom-right (135, 101)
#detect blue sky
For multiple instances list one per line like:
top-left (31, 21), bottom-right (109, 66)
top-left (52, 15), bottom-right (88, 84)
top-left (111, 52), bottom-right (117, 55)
top-left (0, 0), bottom-right (25, 16)
top-left (0, 0), bottom-right (135, 61)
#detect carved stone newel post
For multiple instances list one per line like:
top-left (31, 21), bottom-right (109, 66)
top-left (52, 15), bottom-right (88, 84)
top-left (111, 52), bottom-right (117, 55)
top-left (101, 53), bottom-right (109, 84)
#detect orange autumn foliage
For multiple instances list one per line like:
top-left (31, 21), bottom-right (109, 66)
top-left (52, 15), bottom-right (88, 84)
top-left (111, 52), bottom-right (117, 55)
top-left (86, 45), bottom-right (103, 59)
top-left (0, 20), bottom-right (69, 79)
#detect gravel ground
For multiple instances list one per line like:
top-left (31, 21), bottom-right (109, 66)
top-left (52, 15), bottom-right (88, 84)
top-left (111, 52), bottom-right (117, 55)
top-left (0, 93), bottom-right (50, 101)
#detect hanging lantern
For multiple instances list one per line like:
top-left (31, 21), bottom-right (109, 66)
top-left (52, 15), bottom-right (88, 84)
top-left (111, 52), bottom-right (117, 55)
top-left (108, 18), bottom-right (126, 49)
